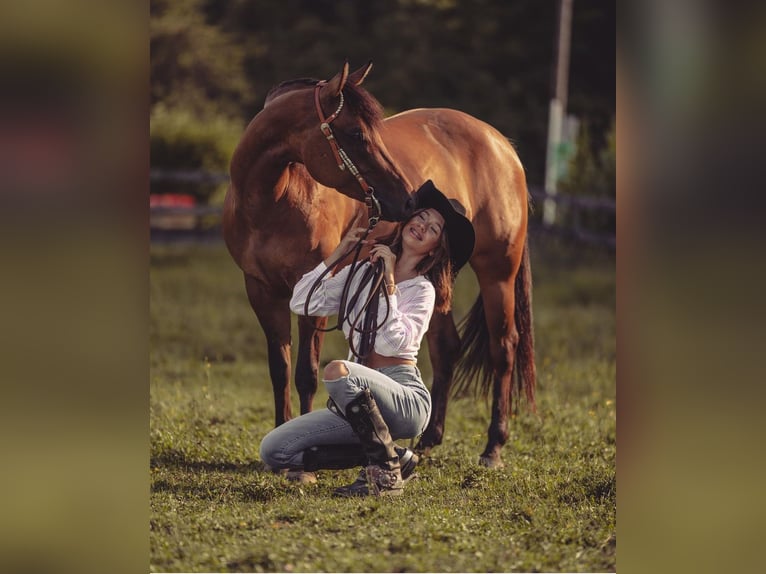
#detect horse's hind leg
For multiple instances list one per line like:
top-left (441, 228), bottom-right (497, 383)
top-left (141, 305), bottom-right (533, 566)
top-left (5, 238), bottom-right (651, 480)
top-left (417, 311), bottom-right (461, 454)
top-left (244, 274), bottom-right (292, 427)
top-left (478, 279), bottom-right (519, 468)
top-left (295, 315), bottom-right (327, 415)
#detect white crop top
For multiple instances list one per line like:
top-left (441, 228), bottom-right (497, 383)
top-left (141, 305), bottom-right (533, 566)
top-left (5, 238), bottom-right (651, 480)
top-left (290, 260), bottom-right (435, 361)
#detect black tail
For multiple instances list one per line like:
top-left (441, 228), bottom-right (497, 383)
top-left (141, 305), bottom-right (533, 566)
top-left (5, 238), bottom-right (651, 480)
top-left (514, 238), bottom-right (537, 410)
top-left (453, 239), bottom-right (536, 412)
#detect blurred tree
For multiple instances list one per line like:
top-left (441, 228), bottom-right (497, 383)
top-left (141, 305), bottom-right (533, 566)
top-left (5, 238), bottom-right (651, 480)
top-left (568, 0), bottom-right (616, 151)
top-left (150, 0), bottom-right (252, 118)
top-left (150, 0), bottom-right (615, 191)
top-left (149, 103), bottom-right (241, 203)
top-left (558, 118), bottom-right (616, 235)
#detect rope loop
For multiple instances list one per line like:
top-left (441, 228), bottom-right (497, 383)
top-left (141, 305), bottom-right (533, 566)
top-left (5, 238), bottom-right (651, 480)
top-left (303, 226), bottom-right (391, 361)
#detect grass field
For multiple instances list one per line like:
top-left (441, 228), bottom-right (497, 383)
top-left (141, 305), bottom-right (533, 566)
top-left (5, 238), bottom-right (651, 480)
top-left (150, 233), bottom-right (616, 573)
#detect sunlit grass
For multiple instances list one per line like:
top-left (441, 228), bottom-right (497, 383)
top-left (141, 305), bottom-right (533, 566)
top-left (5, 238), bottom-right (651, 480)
top-left (150, 235), bottom-right (615, 572)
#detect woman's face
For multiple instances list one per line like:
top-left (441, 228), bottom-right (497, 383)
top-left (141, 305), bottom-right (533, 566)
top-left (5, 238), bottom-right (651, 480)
top-left (401, 208), bottom-right (445, 257)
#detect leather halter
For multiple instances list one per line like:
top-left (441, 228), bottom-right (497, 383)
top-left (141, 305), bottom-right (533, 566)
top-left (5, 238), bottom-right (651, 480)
top-left (314, 81), bottom-right (381, 228)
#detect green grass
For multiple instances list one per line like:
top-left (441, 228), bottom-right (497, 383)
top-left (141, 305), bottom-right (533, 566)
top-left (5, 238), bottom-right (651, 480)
top-left (150, 235), bottom-right (615, 572)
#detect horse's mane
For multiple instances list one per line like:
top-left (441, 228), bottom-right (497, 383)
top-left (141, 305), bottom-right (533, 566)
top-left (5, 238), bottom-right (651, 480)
top-left (265, 78), bottom-right (319, 104)
top-left (264, 77), bottom-right (383, 129)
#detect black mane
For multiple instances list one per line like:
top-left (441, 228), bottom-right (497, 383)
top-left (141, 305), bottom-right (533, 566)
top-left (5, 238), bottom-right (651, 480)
top-left (343, 81), bottom-right (384, 129)
top-left (264, 78), bottom-right (319, 104)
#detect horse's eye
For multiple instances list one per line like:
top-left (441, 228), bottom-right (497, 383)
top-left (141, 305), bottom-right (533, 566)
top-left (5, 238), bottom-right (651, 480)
top-left (350, 128), bottom-right (366, 142)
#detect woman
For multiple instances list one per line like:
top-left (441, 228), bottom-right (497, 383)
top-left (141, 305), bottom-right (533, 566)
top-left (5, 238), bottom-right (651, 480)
top-left (259, 180), bottom-right (475, 496)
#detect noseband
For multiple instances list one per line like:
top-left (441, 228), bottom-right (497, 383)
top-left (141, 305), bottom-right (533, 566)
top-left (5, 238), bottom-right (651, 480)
top-left (314, 81), bottom-right (381, 229)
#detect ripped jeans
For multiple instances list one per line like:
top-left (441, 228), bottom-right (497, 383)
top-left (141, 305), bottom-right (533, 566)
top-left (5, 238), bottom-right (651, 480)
top-left (259, 361), bottom-right (431, 470)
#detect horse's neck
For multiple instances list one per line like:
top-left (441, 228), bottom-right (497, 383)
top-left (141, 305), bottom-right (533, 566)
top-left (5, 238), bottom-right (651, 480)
top-left (230, 103), bottom-right (307, 204)
top-left (229, 101), bottom-right (358, 228)
top-left (237, 162), bottom-right (317, 222)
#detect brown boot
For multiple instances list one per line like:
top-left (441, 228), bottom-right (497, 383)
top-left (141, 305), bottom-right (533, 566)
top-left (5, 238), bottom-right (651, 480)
top-left (334, 389), bottom-right (404, 497)
top-left (334, 446), bottom-right (419, 497)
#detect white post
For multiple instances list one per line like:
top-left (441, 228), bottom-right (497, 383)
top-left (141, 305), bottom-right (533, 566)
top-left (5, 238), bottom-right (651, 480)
top-left (543, 98), bottom-right (564, 225)
top-left (543, 0), bottom-right (574, 226)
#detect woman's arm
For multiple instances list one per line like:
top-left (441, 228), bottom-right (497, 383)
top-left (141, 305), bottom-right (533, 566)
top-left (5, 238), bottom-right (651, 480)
top-left (289, 261), bottom-right (352, 316)
top-left (323, 226), bottom-right (370, 268)
top-left (290, 226), bottom-right (371, 316)
top-left (374, 281), bottom-right (436, 356)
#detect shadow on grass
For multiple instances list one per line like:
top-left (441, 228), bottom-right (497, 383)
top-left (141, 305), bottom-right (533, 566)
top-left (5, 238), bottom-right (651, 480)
top-left (150, 448), bottom-right (268, 474)
top-left (152, 476), bottom-right (280, 503)
top-left (151, 449), bottom-right (282, 502)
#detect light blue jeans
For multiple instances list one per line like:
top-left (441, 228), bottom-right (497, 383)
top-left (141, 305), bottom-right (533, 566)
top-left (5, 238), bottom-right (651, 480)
top-left (259, 361), bottom-right (431, 470)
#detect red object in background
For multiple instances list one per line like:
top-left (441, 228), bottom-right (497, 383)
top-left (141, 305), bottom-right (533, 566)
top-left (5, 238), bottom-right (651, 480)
top-left (149, 193), bottom-right (196, 207)
top-left (149, 193), bottom-right (198, 230)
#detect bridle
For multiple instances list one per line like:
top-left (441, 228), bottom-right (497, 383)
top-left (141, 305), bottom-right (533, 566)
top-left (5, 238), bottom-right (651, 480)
top-left (314, 81), bottom-right (381, 229)
top-left (304, 82), bottom-right (397, 360)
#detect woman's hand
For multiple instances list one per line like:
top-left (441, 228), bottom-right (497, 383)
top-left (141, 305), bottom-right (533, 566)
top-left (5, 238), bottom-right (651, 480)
top-left (324, 227), bottom-right (370, 267)
top-left (369, 244), bottom-right (397, 293)
top-left (338, 226), bottom-right (370, 253)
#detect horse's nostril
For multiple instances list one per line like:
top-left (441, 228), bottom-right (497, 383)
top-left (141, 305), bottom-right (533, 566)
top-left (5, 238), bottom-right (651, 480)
top-left (405, 196), bottom-right (415, 212)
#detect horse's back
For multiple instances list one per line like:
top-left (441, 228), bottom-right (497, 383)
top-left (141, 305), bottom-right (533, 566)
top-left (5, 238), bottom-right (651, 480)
top-left (383, 108), bottom-right (528, 257)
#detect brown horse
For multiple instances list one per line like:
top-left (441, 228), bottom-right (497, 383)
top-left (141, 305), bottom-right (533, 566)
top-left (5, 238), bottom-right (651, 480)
top-left (224, 61), bottom-right (535, 467)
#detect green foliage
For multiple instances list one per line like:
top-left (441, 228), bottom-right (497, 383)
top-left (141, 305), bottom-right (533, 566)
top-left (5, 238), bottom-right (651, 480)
top-left (150, 237), bottom-right (616, 572)
top-left (151, 0), bottom-right (253, 118)
top-left (150, 104), bottom-right (242, 171)
top-left (150, 104), bottom-right (242, 202)
top-left (558, 118), bottom-right (616, 235)
top-left (149, 0), bottom-right (615, 186)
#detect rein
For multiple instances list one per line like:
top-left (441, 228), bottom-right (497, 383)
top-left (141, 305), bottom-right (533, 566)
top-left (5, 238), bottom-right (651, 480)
top-left (302, 241), bottom-right (391, 361)
top-left (303, 81), bottom-right (394, 360)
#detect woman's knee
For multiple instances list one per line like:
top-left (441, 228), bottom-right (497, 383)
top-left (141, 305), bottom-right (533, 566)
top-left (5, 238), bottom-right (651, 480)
top-left (259, 430), bottom-right (285, 470)
top-left (323, 360), bottom-right (349, 381)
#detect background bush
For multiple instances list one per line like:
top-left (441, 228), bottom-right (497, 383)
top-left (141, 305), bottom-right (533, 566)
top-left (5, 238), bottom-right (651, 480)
top-left (149, 103), bottom-right (242, 203)
top-left (557, 119), bottom-right (616, 236)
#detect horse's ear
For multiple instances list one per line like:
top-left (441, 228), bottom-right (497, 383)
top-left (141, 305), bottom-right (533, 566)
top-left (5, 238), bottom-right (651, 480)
top-left (326, 61), bottom-right (350, 97)
top-left (348, 61), bottom-right (373, 86)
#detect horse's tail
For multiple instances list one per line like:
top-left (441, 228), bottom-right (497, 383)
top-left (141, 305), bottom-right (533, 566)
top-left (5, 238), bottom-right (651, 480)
top-left (453, 238), bottom-right (537, 412)
top-left (514, 237), bottom-right (537, 411)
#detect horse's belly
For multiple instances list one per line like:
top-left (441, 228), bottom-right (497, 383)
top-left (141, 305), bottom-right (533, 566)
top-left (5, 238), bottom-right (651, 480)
top-left (241, 234), bottom-right (324, 294)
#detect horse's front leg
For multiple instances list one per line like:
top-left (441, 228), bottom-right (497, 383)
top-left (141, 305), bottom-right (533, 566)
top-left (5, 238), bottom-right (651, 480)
top-left (244, 274), bottom-right (292, 427)
top-left (417, 311), bottom-right (460, 454)
top-left (295, 315), bottom-right (327, 415)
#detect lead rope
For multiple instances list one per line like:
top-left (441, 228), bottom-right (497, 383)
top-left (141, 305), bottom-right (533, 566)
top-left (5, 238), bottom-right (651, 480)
top-left (303, 229), bottom-right (391, 362)
top-left (344, 258), bottom-right (390, 360)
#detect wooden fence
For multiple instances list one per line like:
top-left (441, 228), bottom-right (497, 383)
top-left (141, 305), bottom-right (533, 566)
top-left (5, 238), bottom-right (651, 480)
top-left (528, 188), bottom-right (615, 249)
top-left (150, 170), bottom-right (615, 249)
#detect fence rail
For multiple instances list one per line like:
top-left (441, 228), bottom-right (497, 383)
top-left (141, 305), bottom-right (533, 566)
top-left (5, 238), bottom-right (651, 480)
top-left (150, 171), bottom-right (615, 248)
top-left (150, 169), bottom-right (230, 184)
top-left (528, 188), bottom-right (615, 211)
top-left (528, 187), bottom-right (615, 249)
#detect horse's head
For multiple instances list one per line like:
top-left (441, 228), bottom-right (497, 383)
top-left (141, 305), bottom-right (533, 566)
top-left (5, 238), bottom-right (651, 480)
top-left (298, 62), bottom-right (414, 222)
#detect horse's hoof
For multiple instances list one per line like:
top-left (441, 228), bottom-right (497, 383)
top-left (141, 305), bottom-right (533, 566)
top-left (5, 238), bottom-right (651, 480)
top-left (414, 443), bottom-right (432, 457)
top-left (478, 455), bottom-right (505, 469)
top-left (415, 433), bottom-right (441, 454)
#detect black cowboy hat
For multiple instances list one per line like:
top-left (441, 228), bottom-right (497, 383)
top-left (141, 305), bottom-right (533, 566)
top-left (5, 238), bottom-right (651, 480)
top-left (413, 180), bottom-right (475, 273)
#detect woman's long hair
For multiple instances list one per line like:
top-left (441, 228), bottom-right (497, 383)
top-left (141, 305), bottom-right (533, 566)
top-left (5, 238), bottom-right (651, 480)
top-left (375, 209), bottom-right (454, 313)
